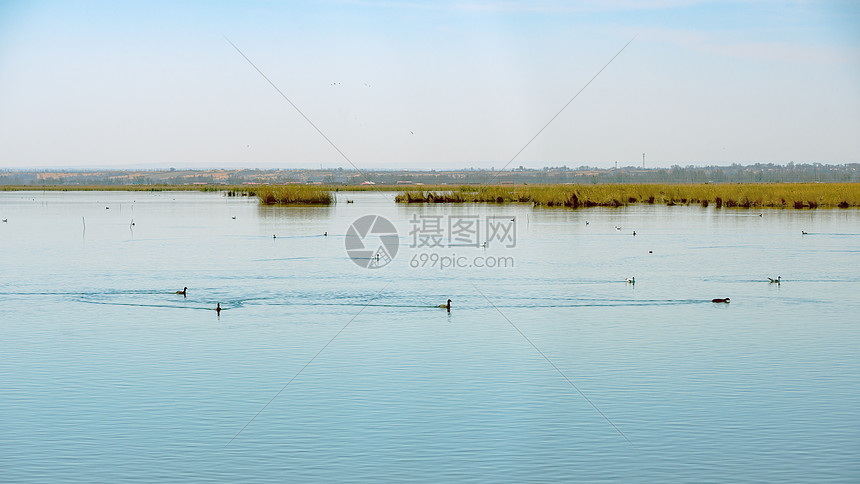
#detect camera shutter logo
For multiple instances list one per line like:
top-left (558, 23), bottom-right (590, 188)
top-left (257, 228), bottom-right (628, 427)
top-left (345, 215), bottom-right (399, 268)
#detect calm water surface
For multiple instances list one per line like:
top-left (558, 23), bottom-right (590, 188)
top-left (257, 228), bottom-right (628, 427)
top-left (1, 191), bottom-right (858, 482)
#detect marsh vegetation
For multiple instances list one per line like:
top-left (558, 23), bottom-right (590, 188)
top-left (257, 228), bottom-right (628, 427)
top-left (4, 182), bottom-right (858, 208)
top-left (394, 183), bottom-right (860, 209)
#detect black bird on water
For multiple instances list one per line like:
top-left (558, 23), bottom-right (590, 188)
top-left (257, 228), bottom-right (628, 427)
top-left (176, 287), bottom-right (187, 297)
top-left (712, 298), bottom-right (730, 303)
top-left (437, 299), bottom-right (451, 312)
top-left (216, 303), bottom-right (221, 316)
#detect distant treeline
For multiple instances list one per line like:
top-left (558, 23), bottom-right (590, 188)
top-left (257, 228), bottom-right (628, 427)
top-left (2, 162), bottom-right (858, 186)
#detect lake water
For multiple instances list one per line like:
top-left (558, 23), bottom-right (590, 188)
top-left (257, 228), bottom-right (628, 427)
top-left (1, 190), bottom-right (858, 482)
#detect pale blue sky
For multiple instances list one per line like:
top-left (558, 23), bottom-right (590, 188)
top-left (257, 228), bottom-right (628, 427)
top-left (1, 0), bottom-right (858, 170)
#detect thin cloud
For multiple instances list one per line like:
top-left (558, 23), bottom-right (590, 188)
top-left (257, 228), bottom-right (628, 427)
top-left (642, 26), bottom-right (857, 65)
top-left (337, 0), bottom-right (717, 13)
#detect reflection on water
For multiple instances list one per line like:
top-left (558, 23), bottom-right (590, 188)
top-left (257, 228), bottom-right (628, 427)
top-left (1, 190), bottom-right (859, 482)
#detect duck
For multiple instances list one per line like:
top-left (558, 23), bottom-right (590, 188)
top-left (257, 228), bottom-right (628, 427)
top-left (626, 277), bottom-right (635, 284)
top-left (437, 299), bottom-right (452, 311)
top-left (2, 218), bottom-right (7, 223)
top-left (801, 231), bottom-right (807, 235)
top-left (768, 276), bottom-right (781, 284)
top-left (712, 298), bottom-right (730, 303)
top-left (324, 232), bottom-right (328, 236)
top-left (216, 303), bottom-right (221, 316)
top-left (176, 287), bottom-right (187, 296)
top-left (632, 231), bottom-right (636, 236)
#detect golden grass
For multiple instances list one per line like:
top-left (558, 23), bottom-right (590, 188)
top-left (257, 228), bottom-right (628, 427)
top-left (5, 182), bottom-right (858, 208)
top-left (0, 183), bottom-right (332, 205)
top-left (253, 185), bottom-right (333, 205)
top-left (394, 183), bottom-right (860, 209)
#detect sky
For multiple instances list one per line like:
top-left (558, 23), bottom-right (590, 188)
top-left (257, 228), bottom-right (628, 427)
top-left (0, 0), bottom-right (858, 171)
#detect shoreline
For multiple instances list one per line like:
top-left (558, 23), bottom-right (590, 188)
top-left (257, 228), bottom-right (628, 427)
top-left (2, 182), bottom-right (859, 209)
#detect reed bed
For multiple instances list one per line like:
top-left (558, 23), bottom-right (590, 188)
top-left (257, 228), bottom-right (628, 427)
top-left (0, 183), bottom-right (332, 204)
top-left (253, 185), bottom-right (333, 205)
top-left (6, 182), bottom-right (858, 208)
top-left (394, 183), bottom-right (860, 209)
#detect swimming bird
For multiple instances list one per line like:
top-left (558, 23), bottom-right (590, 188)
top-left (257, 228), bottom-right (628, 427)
top-left (626, 277), bottom-right (635, 284)
top-left (712, 298), bottom-right (730, 303)
top-left (801, 231), bottom-right (807, 235)
top-left (585, 221), bottom-right (589, 225)
top-left (130, 219), bottom-right (135, 227)
top-left (2, 218), bottom-right (6, 223)
top-left (232, 216), bottom-right (236, 220)
top-left (273, 234), bottom-right (276, 239)
top-left (437, 299), bottom-right (451, 312)
top-left (615, 226), bottom-right (621, 230)
top-left (216, 303), bottom-right (221, 316)
top-left (768, 276), bottom-right (781, 284)
top-left (632, 231), bottom-right (636, 236)
top-left (176, 287), bottom-right (187, 297)
top-left (648, 250), bottom-right (653, 253)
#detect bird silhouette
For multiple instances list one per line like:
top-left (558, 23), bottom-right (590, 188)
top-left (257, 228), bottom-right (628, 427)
top-left (437, 299), bottom-right (452, 312)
